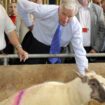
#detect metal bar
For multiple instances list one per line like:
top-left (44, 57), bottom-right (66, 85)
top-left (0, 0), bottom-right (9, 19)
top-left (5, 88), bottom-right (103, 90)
top-left (0, 53), bottom-right (105, 65)
top-left (0, 53), bottom-right (105, 59)
top-left (4, 57), bottom-right (8, 66)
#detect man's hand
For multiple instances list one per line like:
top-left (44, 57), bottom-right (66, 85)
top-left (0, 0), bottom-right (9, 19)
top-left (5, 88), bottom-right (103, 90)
top-left (75, 68), bottom-right (89, 82)
top-left (16, 46), bottom-right (29, 62)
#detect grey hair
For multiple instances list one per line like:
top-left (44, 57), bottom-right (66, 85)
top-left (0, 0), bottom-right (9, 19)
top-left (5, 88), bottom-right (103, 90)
top-left (60, 0), bottom-right (80, 14)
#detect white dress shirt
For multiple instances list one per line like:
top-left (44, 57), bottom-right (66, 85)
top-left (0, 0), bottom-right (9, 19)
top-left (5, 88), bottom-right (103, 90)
top-left (79, 7), bottom-right (91, 47)
top-left (17, 0), bottom-right (88, 75)
top-left (0, 5), bottom-right (16, 50)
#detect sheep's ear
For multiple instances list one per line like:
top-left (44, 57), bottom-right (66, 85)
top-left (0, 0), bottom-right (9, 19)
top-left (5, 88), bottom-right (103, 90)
top-left (74, 71), bottom-right (83, 78)
top-left (86, 71), bottom-right (97, 79)
top-left (81, 76), bottom-right (88, 83)
top-left (87, 70), bottom-right (96, 75)
top-left (75, 71), bottom-right (88, 83)
top-left (91, 71), bottom-right (96, 74)
top-left (74, 71), bottom-right (88, 82)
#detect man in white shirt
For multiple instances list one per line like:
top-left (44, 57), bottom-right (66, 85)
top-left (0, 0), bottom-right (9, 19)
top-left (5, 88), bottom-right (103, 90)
top-left (17, 0), bottom-right (88, 76)
top-left (0, 4), bottom-right (28, 62)
top-left (65, 0), bottom-right (105, 63)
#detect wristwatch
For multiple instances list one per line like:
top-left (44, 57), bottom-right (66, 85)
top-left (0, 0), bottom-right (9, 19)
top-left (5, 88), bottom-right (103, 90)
top-left (16, 44), bottom-right (22, 49)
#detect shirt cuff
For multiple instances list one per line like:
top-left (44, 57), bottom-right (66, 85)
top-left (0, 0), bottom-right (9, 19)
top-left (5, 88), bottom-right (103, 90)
top-left (78, 67), bottom-right (88, 76)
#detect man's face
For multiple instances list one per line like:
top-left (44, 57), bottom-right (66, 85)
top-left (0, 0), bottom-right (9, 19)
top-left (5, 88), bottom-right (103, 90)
top-left (8, 3), bottom-right (17, 16)
top-left (78, 0), bottom-right (89, 7)
top-left (58, 7), bottom-right (75, 26)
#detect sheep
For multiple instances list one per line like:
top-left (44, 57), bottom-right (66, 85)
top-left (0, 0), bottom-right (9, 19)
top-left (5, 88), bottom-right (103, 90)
top-left (0, 71), bottom-right (105, 105)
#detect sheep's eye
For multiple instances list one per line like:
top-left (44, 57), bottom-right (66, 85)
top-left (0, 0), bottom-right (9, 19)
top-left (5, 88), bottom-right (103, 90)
top-left (89, 81), bottom-right (97, 87)
top-left (91, 82), bottom-right (96, 86)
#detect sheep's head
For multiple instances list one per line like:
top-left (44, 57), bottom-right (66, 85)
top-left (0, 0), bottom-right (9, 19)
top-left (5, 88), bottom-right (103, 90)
top-left (77, 71), bottom-right (105, 103)
top-left (87, 72), bottom-right (105, 103)
top-left (89, 78), bottom-right (105, 103)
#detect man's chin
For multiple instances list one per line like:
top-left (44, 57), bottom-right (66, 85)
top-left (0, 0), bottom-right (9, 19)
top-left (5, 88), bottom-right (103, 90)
top-left (61, 23), bottom-right (66, 27)
top-left (59, 22), bottom-right (68, 26)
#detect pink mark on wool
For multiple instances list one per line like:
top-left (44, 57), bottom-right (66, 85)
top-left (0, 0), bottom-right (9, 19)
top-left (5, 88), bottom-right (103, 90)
top-left (12, 90), bottom-right (24, 105)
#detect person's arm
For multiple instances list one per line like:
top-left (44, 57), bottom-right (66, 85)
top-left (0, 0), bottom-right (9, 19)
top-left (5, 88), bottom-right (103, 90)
top-left (71, 17), bottom-right (88, 76)
top-left (17, 0), bottom-right (54, 24)
top-left (8, 30), bottom-right (28, 61)
top-left (17, 0), bottom-right (38, 27)
top-left (2, 5), bottom-right (28, 62)
top-left (17, 4), bottom-right (33, 28)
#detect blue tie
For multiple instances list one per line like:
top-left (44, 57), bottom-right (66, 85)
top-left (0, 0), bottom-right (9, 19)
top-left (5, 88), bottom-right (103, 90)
top-left (49, 24), bottom-right (61, 64)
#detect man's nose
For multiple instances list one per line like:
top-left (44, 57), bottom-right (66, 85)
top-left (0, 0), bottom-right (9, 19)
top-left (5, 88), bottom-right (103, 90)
top-left (13, 8), bottom-right (16, 11)
top-left (64, 17), bottom-right (69, 23)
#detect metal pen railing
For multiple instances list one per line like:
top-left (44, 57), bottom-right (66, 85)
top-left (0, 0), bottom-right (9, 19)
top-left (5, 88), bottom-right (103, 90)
top-left (0, 53), bottom-right (105, 65)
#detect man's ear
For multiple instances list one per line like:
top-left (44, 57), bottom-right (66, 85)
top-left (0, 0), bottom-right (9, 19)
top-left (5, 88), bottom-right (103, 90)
top-left (86, 71), bottom-right (97, 79)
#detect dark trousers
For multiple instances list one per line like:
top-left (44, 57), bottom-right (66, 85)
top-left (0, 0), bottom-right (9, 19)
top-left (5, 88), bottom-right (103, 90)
top-left (0, 50), bottom-right (4, 65)
top-left (15, 31), bottom-right (63, 64)
top-left (15, 31), bottom-right (50, 64)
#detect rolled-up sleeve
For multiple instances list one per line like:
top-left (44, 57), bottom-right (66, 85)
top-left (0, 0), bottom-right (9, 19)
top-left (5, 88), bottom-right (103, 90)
top-left (2, 6), bottom-right (16, 34)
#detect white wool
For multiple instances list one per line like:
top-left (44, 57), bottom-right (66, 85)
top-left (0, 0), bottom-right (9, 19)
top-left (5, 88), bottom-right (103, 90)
top-left (86, 71), bottom-right (105, 90)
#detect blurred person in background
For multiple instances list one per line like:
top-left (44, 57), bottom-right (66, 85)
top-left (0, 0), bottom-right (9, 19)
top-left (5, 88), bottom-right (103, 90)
top-left (92, 0), bottom-right (102, 6)
top-left (65, 0), bottom-right (105, 63)
top-left (100, 0), bottom-right (105, 53)
top-left (92, 0), bottom-right (105, 61)
top-left (77, 0), bottom-right (105, 54)
top-left (102, 0), bottom-right (105, 14)
top-left (8, 2), bottom-right (17, 24)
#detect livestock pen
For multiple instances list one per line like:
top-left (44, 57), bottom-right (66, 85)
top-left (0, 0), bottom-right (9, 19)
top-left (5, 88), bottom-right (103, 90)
top-left (0, 63), bottom-right (105, 105)
top-left (0, 53), bottom-right (105, 105)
